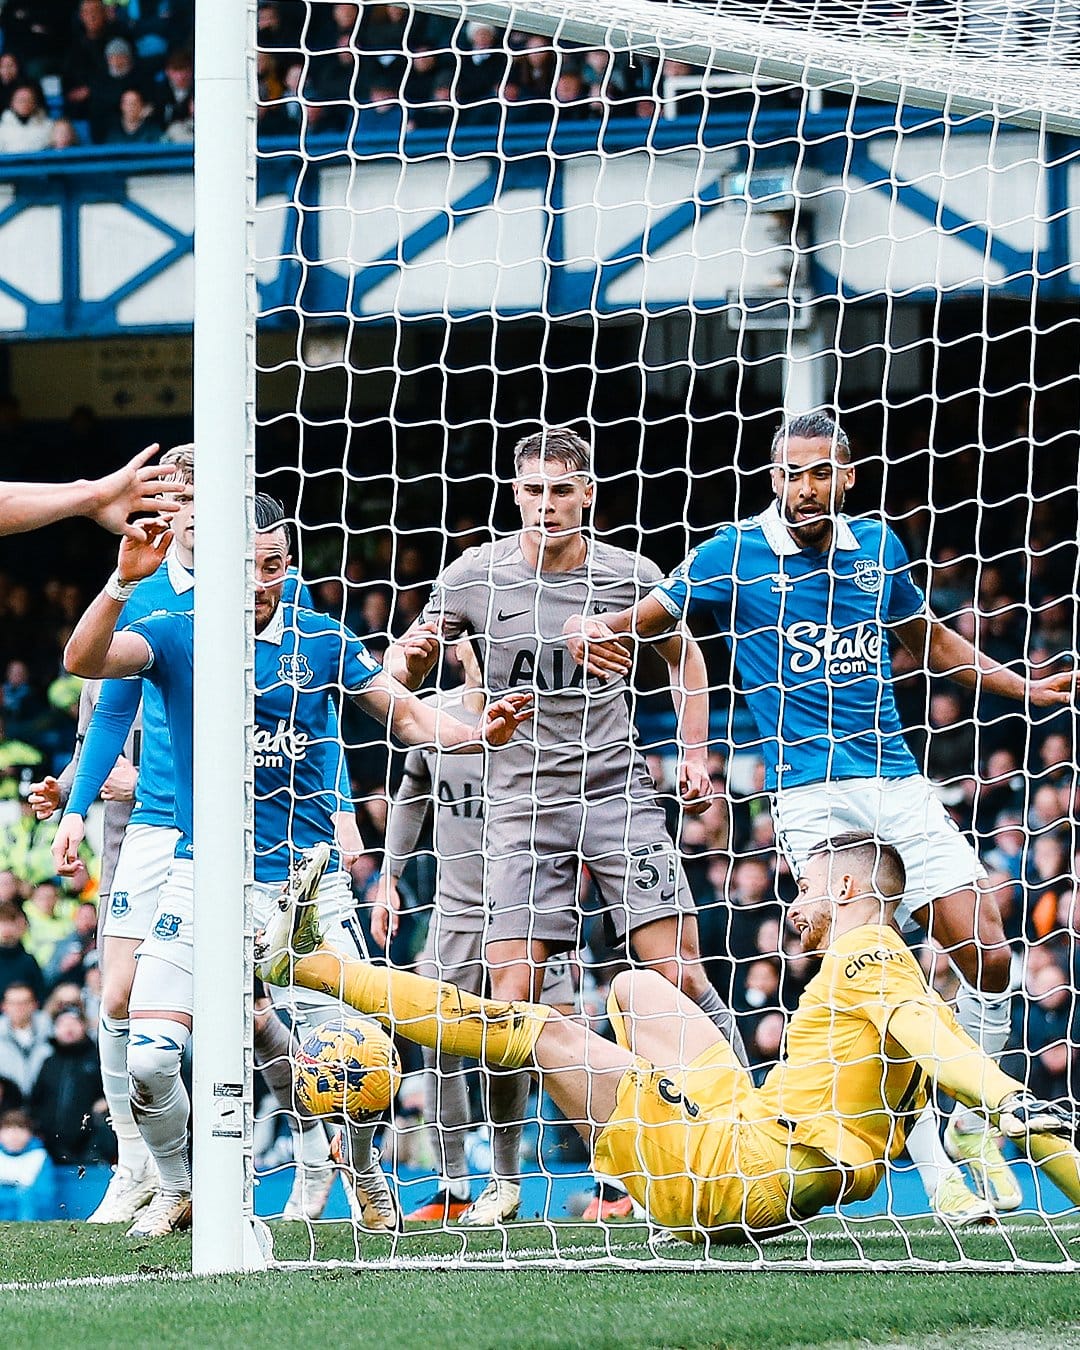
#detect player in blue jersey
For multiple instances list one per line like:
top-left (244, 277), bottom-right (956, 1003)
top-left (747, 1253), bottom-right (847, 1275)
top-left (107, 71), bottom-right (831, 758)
top-left (63, 507), bottom-right (532, 1238)
top-left (50, 468), bottom-right (350, 1228)
top-left (564, 410), bottom-right (1074, 1227)
top-left (49, 443), bottom-right (195, 1227)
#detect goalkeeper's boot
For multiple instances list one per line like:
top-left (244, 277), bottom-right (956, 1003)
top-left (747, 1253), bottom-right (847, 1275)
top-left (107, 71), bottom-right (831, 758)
top-left (127, 1189), bottom-right (193, 1238)
top-left (87, 1154), bottom-right (159, 1225)
top-left (930, 1173), bottom-right (996, 1228)
top-left (331, 1132), bottom-right (403, 1234)
top-left (458, 1179), bottom-right (521, 1227)
top-left (255, 842), bottom-right (330, 986)
top-left (944, 1116), bottom-right (1023, 1212)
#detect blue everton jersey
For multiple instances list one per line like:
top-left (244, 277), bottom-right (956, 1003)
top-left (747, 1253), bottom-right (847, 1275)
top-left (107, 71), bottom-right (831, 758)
top-left (253, 601), bottom-right (381, 883)
top-left (127, 610), bottom-right (195, 857)
top-left (651, 504), bottom-right (927, 790)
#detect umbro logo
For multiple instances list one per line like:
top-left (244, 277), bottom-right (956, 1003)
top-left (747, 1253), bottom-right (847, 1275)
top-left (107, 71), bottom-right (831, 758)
top-left (497, 607), bottom-right (530, 622)
top-left (770, 573), bottom-right (795, 594)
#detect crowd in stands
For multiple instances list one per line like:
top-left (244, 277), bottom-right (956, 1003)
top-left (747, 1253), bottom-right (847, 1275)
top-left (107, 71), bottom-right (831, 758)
top-left (0, 0), bottom-right (760, 156)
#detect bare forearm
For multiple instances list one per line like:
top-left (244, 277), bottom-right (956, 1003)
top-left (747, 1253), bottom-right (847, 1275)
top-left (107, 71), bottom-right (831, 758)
top-left (391, 699), bottom-right (483, 753)
top-left (608, 595), bottom-right (678, 642)
top-left (64, 593), bottom-right (127, 677)
top-left (383, 641), bottom-right (425, 691)
top-left (928, 625), bottom-right (1027, 700)
top-left (666, 643), bottom-right (711, 760)
top-left (0, 480), bottom-right (100, 536)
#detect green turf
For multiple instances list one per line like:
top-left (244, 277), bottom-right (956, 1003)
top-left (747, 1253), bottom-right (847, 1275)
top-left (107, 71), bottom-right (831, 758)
top-left (3, 1219), bottom-right (1080, 1350)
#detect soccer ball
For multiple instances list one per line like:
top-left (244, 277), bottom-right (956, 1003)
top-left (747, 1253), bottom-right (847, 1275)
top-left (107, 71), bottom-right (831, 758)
top-left (294, 1015), bottom-right (401, 1121)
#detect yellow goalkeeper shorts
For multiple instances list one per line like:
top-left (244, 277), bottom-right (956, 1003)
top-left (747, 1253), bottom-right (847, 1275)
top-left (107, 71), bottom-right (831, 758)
top-left (593, 1038), bottom-right (842, 1238)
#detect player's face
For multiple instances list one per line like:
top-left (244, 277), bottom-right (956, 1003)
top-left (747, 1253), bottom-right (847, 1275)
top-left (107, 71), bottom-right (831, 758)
top-left (770, 436), bottom-right (855, 549)
top-left (254, 528), bottom-right (289, 632)
top-left (513, 456), bottom-right (594, 543)
top-left (171, 486), bottom-right (195, 555)
top-left (788, 854), bottom-right (840, 953)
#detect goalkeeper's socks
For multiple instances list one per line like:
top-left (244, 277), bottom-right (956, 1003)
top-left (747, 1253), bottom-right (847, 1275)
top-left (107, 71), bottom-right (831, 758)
top-left (291, 950), bottom-right (551, 1070)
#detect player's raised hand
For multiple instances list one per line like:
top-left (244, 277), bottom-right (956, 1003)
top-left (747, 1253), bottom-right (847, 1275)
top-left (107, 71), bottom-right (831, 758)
top-left (86, 444), bottom-right (188, 538)
top-left (27, 775), bottom-right (61, 820)
top-left (1028, 669), bottom-right (1077, 707)
top-left (101, 757), bottom-right (138, 802)
top-left (117, 516), bottom-right (172, 584)
top-left (396, 620), bottom-right (443, 684)
top-left (997, 1090), bottom-right (1075, 1138)
top-left (370, 873), bottom-right (401, 950)
top-left (51, 812), bottom-right (86, 876)
top-left (677, 755), bottom-right (712, 816)
top-left (481, 692), bottom-right (533, 747)
top-left (563, 615), bottom-right (633, 679)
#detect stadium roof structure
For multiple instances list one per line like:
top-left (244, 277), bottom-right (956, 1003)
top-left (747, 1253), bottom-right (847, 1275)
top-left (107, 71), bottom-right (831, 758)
top-left (411, 0), bottom-right (1080, 135)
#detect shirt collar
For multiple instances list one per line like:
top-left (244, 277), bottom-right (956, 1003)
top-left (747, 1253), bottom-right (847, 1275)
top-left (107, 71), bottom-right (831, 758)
top-left (166, 547), bottom-right (194, 594)
top-left (756, 501), bottom-right (859, 557)
top-left (255, 603), bottom-right (285, 645)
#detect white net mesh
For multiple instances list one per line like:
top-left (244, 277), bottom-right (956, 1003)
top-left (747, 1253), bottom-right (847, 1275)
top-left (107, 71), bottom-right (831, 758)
top-left (248, 0), bottom-right (1080, 1269)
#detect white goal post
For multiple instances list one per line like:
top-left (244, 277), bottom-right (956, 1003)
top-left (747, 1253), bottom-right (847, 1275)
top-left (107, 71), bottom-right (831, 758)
top-left (189, 0), bottom-right (1080, 1275)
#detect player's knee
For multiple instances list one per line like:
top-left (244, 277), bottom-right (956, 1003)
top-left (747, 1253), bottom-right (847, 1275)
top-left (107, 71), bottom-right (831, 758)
top-left (102, 987), bottom-right (130, 1021)
top-left (489, 965), bottom-right (533, 1003)
top-left (970, 940), bottom-right (1011, 993)
top-left (127, 1030), bottom-right (184, 1112)
top-left (610, 969), bottom-right (634, 1013)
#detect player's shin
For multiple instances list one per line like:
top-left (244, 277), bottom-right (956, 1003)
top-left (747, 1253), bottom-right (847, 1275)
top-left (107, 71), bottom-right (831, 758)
top-left (127, 1018), bottom-right (192, 1194)
top-left (99, 1011), bottom-right (151, 1169)
top-left (289, 950), bottom-right (551, 1069)
top-left (692, 985), bottom-right (748, 1067)
top-left (952, 980), bottom-right (1012, 1130)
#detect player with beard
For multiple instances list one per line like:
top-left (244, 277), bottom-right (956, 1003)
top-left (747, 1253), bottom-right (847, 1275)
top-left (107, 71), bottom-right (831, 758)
top-left (261, 831), bottom-right (1080, 1242)
top-left (562, 410), bottom-right (1074, 1227)
top-left (62, 507), bottom-right (531, 1238)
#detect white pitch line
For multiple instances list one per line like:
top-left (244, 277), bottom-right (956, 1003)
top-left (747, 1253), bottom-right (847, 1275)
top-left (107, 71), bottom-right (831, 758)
top-left (0, 1270), bottom-right (203, 1295)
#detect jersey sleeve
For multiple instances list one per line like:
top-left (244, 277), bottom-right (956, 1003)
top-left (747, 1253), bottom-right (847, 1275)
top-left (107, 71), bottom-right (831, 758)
top-left (324, 697), bottom-right (352, 807)
top-left (833, 944), bottom-right (1018, 1110)
top-left (648, 530), bottom-right (736, 620)
top-left (383, 748), bottom-right (432, 879)
top-left (420, 553), bottom-right (476, 642)
top-left (338, 627), bottom-right (383, 695)
top-left (883, 526), bottom-right (928, 624)
top-left (66, 677), bottom-right (141, 819)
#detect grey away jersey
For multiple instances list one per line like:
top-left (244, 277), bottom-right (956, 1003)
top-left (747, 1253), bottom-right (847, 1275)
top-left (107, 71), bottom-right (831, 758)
top-left (384, 693), bottom-right (486, 931)
top-left (422, 537), bottom-right (663, 810)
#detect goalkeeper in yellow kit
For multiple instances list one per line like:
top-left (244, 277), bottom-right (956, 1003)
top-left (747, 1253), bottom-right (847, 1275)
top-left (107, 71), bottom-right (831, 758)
top-left (258, 832), bottom-right (1079, 1239)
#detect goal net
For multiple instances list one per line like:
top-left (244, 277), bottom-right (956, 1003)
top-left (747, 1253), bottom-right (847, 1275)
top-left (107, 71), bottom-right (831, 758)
top-left (204, 0), bottom-right (1080, 1271)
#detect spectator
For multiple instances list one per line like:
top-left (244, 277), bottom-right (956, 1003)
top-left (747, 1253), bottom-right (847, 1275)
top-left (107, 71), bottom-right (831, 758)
top-left (22, 881), bottom-right (76, 974)
top-left (49, 117), bottom-right (81, 149)
top-left (44, 899), bottom-right (97, 989)
top-left (358, 81), bottom-right (404, 139)
top-left (28, 1002), bottom-right (110, 1164)
top-left (0, 51), bottom-right (26, 114)
top-left (551, 69), bottom-right (591, 121)
top-left (63, 0), bottom-right (126, 126)
top-left (0, 80), bottom-right (54, 153)
top-left (155, 47), bottom-right (193, 133)
top-left (103, 86), bottom-right (160, 143)
top-left (0, 901), bottom-right (45, 1004)
top-left (90, 37), bottom-right (156, 142)
top-left (0, 1108), bottom-right (57, 1220)
top-left (0, 981), bottom-right (53, 1097)
top-left (1, 1), bottom-right (73, 78)
top-left (454, 22), bottom-right (507, 108)
top-left (161, 92), bottom-right (193, 142)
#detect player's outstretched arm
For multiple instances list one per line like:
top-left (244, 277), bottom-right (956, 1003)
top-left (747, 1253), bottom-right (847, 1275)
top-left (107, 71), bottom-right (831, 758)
top-left (894, 615), bottom-right (1075, 707)
top-left (563, 595), bottom-right (676, 680)
top-left (0, 444), bottom-right (186, 538)
top-left (64, 521), bottom-right (169, 678)
top-left (353, 672), bottom-right (532, 752)
top-left (652, 626), bottom-right (712, 815)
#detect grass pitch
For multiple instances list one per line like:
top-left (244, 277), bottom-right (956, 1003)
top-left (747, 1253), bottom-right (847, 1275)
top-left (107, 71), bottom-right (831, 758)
top-left (3, 1217), bottom-right (1080, 1350)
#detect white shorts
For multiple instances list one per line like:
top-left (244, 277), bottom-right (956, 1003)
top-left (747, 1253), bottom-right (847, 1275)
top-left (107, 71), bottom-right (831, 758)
top-left (102, 823), bottom-right (181, 942)
top-left (130, 856), bottom-right (195, 1014)
top-left (773, 774), bottom-right (987, 929)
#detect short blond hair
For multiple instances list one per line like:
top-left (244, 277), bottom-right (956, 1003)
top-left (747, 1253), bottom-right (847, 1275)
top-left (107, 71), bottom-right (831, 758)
top-left (161, 443), bottom-right (195, 485)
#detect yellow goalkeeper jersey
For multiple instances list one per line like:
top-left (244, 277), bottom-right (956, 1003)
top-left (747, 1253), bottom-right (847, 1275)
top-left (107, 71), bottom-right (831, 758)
top-left (750, 923), bottom-right (1017, 1200)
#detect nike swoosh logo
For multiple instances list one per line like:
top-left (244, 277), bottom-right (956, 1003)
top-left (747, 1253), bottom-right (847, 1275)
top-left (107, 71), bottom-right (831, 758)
top-left (497, 608), bottom-right (530, 622)
top-left (660, 889), bottom-right (675, 902)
